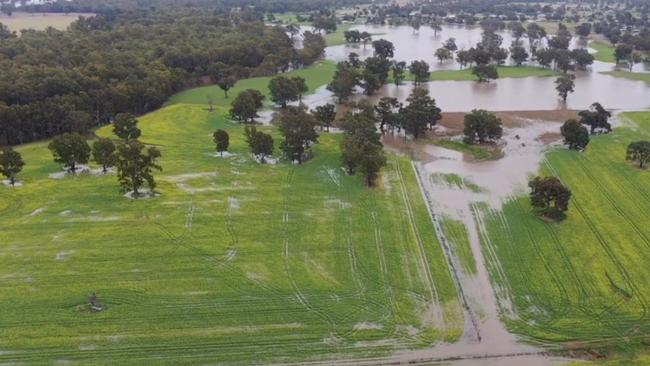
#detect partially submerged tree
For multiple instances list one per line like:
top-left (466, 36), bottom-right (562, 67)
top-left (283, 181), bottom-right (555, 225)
top-left (463, 109), bottom-right (503, 144)
top-left (244, 126), bottom-right (274, 163)
top-left (112, 113), bottom-right (141, 141)
top-left (372, 39), bottom-right (395, 59)
top-left (391, 61), bottom-right (407, 85)
top-left (0, 147), bottom-right (24, 186)
top-left (472, 64), bottom-right (498, 82)
top-left (555, 74), bottom-right (575, 103)
top-left (114, 140), bottom-right (162, 197)
top-left (278, 107), bottom-right (319, 163)
top-left (375, 97), bottom-right (401, 133)
top-left (213, 129), bottom-right (229, 156)
top-left (435, 47), bottom-right (453, 63)
top-left (528, 176), bottom-right (572, 216)
top-left (92, 138), bottom-right (116, 173)
top-left (409, 60), bottom-right (430, 86)
top-left (327, 61), bottom-right (359, 103)
top-left (48, 133), bottom-right (91, 173)
top-left (312, 104), bottom-right (336, 132)
top-left (230, 89), bottom-right (265, 123)
top-left (561, 119), bottom-right (589, 151)
top-left (626, 141), bottom-right (650, 169)
top-left (400, 88), bottom-right (441, 138)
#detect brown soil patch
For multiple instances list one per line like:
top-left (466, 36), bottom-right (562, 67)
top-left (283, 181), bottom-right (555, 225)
top-left (439, 110), bottom-right (579, 130)
top-left (537, 132), bottom-right (563, 145)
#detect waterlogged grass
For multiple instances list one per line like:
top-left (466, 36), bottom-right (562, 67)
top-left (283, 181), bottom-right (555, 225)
top-left (431, 139), bottom-right (497, 161)
top-left (0, 101), bottom-right (463, 364)
top-left (393, 66), bottom-right (559, 83)
top-left (602, 70), bottom-right (650, 85)
top-left (479, 111), bottom-right (650, 349)
top-left (168, 60), bottom-right (336, 106)
top-left (431, 173), bottom-right (482, 193)
top-left (591, 41), bottom-right (616, 63)
top-left (441, 218), bottom-right (477, 275)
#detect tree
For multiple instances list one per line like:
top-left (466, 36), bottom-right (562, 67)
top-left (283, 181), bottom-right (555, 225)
top-left (113, 113), bottom-right (141, 140)
top-left (400, 88), bottom-right (441, 138)
top-left (0, 147), bottom-right (24, 186)
top-left (626, 141), bottom-right (650, 169)
top-left (561, 119), bottom-right (589, 150)
top-left (443, 38), bottom-right (458, 52)
top-left (327, 62), bottom-right (359, 103)
top-left (230, 89), bottom-right (265, 123)
top-left (312, 104), bottom-right (336, 132)
top-left (575, 23), bottom-right (592, 38)
top-left (278, 107), bottom-right (319, 163)
top-left (510, 44), bottom-right (529, 66)
top-left (372, 39), bottom-right (394, 59)
top-left (529, 176), bottom-right (571, 215)
top-left (340, 108), bottom-right (386, 186)
top-left (435, 47), bottom-right (453, 63)
top-left (409, 60), bottom-right (430, 86)
top-left (292, 77), bottom-right (309, 102)
top-left (213, 129), bottom-right (229, 156)
top-left (472, 64), bottom-right (498, 82)
top-left (375, 97), bottom-right (401, 133)
top-left (391, 61), bottom-right (407, 85)
top-left (579, 102), bottom-right (611, 133)
top-left (535, 48), bottom-right (556, 68)
top-left (555, 74), bottom-right (575, 102)
top-left (571, 49), bottom-right (594, 70)
top-left (48, 133), bottom-right (91, 173)
top-left (507, 21), bottom-right (526, 41)
top-left (92, 138), bottom-right (116, 173)
top-left (463, 109), bottom-right (503, 144)
top-left (360, 32), bottom-right (372, 47)
top-left (217, 75), bottom-right (236, 98)
top-left (269, 76), bottom-right (299, 108)
top-left (614, 43), bottom-right (633, 65)
top-left (244, 126), bottom-right (274, 163)
top-left (114, 140), bottom-right (162, 197)
top-left (456, 50), bottom-right (472, 69)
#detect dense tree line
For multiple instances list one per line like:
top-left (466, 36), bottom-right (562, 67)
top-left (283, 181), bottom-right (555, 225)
top-left (0, 8), bottom-right (326, 145)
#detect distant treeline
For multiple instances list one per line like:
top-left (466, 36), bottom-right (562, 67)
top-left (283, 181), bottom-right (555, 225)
top-left (0, 8), bottom-right (327, 145)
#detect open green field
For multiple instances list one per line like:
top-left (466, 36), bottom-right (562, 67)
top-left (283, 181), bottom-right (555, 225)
top-left (590, 41), bottom-right (616, 63)
top-left (0, 12), bottom-right (92, 32)
top-left (478, 112), bottom-right (650, 349)
top-left (0, 98), bottom-right (463, 363)
top-left (168, 61), bottom-right (336, 106)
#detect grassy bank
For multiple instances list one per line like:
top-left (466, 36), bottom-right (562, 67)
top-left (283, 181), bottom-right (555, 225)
top-left (431, 139), bottom-right (499, 161)
top-left (394, 66), bottom-right (559, 83)
top-left (590, 41), bottom-right (616, 63)
top-left (0, 91), bottom-right (463, 363)
top-left (168, 60), bottom-right (336, 106)
top-left (478, 111), bottom-right (650, 350)
top-left (602, 70), bottom-right (650, 84)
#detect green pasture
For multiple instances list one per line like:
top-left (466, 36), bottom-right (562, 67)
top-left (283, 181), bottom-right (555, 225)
top-left (478, 112), bottom-right (650, 350)
top-left (168, 61), bottom-right (336, 106)
top-left (0, 100), bottom-right (463, 364)
top-left (602, 70), bottom-right (650, 85)
top-left (590, 41), bottom-right (616, 63)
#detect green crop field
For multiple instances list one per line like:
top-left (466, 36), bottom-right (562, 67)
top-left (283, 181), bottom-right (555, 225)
top-left (168, 61), bottom-right (336, 106)
top-left (477, 112), bottom-right (650, 350)
top-left (0, 98), bottom-right (464, 364)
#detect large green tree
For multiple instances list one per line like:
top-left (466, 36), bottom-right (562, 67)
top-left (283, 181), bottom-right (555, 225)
top-left (0, 147), bottom-right (24, 186)
top-left (269, 76), bottom-right (300, 108)
top-left (626, 141), bottom-right (650, 169)
top-left (555, 74), bottom-right (575, 102)
top-left (213, 129), bottom-right (230, 156)
top-left (278, 107), bottom-right (319, 163)
top-left (560, 119), bottom-right (589, 151)
top-left (48, 133), bottom-right (91, 173)
top-left (244, 126), bottom-right (274, 163)
top-left (409, 60), bottom-right (430, 86)
top-left (579, 102), bottom-right (611, 133)
top-left (472, 64), bottom-right (498, 82)
top-left (340, 107), bottom-right (386, 186)
top-left (113, 113), bottom-right (141, 141)
top-left (92, 138), bottom-right (116, 173)
top-left (400, 88), bottom-right (441, 138)
top-left (312, 104), bottom-right (336, 132)
top-left (114, 140), bottom-right (162, 197)
top-left (528, 176), bottom-right (572, 215)
top-left (327, 62), bottom-right (359, 103)
top-left (372, 39), bottom-right (395, 59)
top-left (230, 89), bottom-right (265, 123)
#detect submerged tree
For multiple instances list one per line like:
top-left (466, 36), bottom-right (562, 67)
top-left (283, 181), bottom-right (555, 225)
top-left (278, 107), bottom-right (319, 163)
top-left (372, 39), bottom-right (395, 59)
top-left (626, 141), bottom-right (650, 169)
top-left (555, 74), bottom-right (575, 103)
top-left (375, 97), bottom-right (401, 133)
top-left (244, 126), bottom-right (274, 163)
top-left (92, 138), bottom-right (116, 173)
top-left (528, 176), bottom-right (572, 216)
top-left (409, 60), bottom-right (430, 86)
top-left (391, 61), bottom-right (407, 85)
top-left (48, 133), bottom-right (91, 173)
top-left (112, 113), bottom-right (141, 141)
top-left (114, 140), bottom-right (162, 197)
top-left (0, 147), bottom-right (24, 186)
top-left (463, 109), bottom-right (503, 144)
top-left (435, 47), bottom-right (453, 63)
top-left (400, 88), bottom-right (441, 138)
top-left (561, 119), bottom-right (589, 151)
top-left (213, 129), bottom-right (229, 156)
